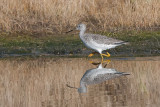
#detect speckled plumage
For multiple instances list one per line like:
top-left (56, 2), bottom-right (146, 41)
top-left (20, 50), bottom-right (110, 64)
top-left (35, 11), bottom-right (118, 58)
top-left (80, 64), bottom-right (129, 85)
top-left (82, 33), bottom-right (124, 45)
top-left (76, 24), bottom-right (128, 54)
top-left (78, 63), bottom-right (130, 93)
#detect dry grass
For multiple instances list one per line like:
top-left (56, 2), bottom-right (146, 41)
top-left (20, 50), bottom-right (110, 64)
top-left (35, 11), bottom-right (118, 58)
top-left (0, 0), bottom-right (160, 33)
top-left (0, 58), bottom-right (160, 107)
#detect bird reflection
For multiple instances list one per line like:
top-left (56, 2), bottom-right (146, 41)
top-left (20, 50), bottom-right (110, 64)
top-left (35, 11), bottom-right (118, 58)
top-left (78, 61), bottom-right (130, 93)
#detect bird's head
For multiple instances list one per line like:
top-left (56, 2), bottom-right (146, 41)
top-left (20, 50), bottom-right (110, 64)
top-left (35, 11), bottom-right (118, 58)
top-left (76, 23), bottom-right (86, 31)
top-left (66, 23), bottom-right (86, 34)
top-left (78, 87), bottom-right (87, 93)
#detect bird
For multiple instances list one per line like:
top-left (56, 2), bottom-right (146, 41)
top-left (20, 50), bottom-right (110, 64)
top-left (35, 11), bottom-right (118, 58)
top-left (66, 23), bottom-right (128, 61)
top-left (78, 63), bottom-right (130, 93)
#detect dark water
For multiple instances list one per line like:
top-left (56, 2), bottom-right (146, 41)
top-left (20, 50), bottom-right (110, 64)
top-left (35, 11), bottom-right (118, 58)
top-left (0, 57), bottom-right (160, 107)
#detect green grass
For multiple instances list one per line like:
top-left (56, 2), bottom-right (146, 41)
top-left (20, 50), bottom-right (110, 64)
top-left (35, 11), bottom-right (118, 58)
top-left (0, 33), bottom-right (85, 55)
top-left (99, 31), bottom-right (160, 55)
top-left (0, 31), bottom-right (159, 57)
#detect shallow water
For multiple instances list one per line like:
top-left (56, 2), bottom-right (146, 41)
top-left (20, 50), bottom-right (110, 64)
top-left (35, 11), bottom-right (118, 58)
top-left (0, 57), bottom-right (160, 107)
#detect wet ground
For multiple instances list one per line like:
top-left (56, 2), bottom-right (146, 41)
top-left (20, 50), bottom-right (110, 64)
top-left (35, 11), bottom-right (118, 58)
top-left (0, 57), bottom-right (160, 107)
top-left (0, 31), bottom-right (160, 57)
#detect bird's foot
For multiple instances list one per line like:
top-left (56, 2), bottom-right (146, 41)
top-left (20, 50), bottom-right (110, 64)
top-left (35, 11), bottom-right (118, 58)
top-left (89, 60), bottom-right (101, 65)
top-left (106, 52), bottom-right (111, 57)
top-left (88, 53), bottom-right (94, 57)
top-left (89, 60), bottom-right (94, 64)
top-left (102, 59), bottom-right (111, 65)
top-left (88, 52), bottom-right (99, 57)
top-left (101, 52), bottom-right (110, 57)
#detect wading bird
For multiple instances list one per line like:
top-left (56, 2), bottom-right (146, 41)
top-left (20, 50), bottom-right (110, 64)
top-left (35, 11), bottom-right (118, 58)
top-left (66, 24), bottom-right (128, 61)
top-left (78, 63), bottom-right (130, 93)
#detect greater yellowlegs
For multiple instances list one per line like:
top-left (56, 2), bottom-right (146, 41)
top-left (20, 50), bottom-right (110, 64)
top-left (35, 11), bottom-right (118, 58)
top-left (78, 63), bottom-right (130, 93)
top-left (67, 23), bottom-right (128, 61)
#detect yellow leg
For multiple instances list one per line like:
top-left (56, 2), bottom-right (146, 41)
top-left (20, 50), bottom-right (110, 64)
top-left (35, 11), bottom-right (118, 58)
top-left (103, 59), bottom-right (111, 68)
top-left (88, 60), bottom-right (101, 65)
top-left (100, 54), bottom-right (104, 62)
top-left (88, 53), bottom-right (94, 57)
top-left (89, 60), bottom-right (94, 64)
top-left (106, 52), bottom-right (111, 57)
top-left (103, 59), bottom-right (111, 65)
top-left (101, 52), bottom-right (111, 57)
top-left (100, 52), bottom-right (110, 63)
top-left (88, 52), bottom-right (99, 57)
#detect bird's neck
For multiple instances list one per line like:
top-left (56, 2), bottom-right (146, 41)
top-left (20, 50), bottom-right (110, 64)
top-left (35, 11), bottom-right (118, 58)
top-left (79, 29), bottom-right (86, 37)
top-left (80, 82), bottom-right (87, 90)
top-left (80, 82), bottom-right (86, 87)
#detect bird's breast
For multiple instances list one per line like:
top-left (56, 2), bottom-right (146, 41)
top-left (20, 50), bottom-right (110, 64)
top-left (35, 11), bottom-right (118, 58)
top-left (80, 36), bottom-right (93, 49)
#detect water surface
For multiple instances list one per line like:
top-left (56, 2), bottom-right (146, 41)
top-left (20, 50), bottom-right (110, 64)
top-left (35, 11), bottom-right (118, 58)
top-left (0, 57), bottom-right (160, 107)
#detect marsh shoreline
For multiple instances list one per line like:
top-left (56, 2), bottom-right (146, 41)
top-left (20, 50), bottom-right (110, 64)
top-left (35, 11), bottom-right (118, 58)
top-left (0, 30), bottom-right (159, 58)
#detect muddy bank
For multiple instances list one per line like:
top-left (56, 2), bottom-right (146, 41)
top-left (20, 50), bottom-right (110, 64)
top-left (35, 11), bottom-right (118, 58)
top-left (0, 31), bottom-right (159, 58)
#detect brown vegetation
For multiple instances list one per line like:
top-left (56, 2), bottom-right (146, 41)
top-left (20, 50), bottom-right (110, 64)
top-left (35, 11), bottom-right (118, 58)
top-left (0, 0), bottom-right (160, 33)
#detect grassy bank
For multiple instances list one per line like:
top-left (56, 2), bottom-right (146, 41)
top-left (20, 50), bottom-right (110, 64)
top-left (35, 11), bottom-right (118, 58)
top-left (0, 31), bottom-right (159, 57)
top-left (0, 0), bottom-right (160, 33)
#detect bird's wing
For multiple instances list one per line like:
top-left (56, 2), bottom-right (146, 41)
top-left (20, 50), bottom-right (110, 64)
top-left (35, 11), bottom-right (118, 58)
top-left (86, 73), bottom-right (122, 85)
top-left (86, 33), bottom-right (124, 45)
top-left (82, 68), bottom-right (130, 85)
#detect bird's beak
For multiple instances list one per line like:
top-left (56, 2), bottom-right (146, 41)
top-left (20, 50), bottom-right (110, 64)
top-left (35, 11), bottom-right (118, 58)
top-left (65, 29), bottom-right (74, 33)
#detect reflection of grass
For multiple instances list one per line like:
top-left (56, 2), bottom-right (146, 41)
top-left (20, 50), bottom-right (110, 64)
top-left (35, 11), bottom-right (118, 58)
top-left (0, 31), bottom-right (159, 56)
top-left (0, 58), bottom-right (160, 106)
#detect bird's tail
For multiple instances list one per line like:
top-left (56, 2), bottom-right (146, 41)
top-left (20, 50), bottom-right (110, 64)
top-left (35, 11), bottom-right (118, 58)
top-left (115, 72), bottom-right (130, 75)
top-left (115, 41), bottom-right (129, 45)
top-left (123, 42), bottom-right (129, 45)
top-left (122, 72), bottom-right (130, 75)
